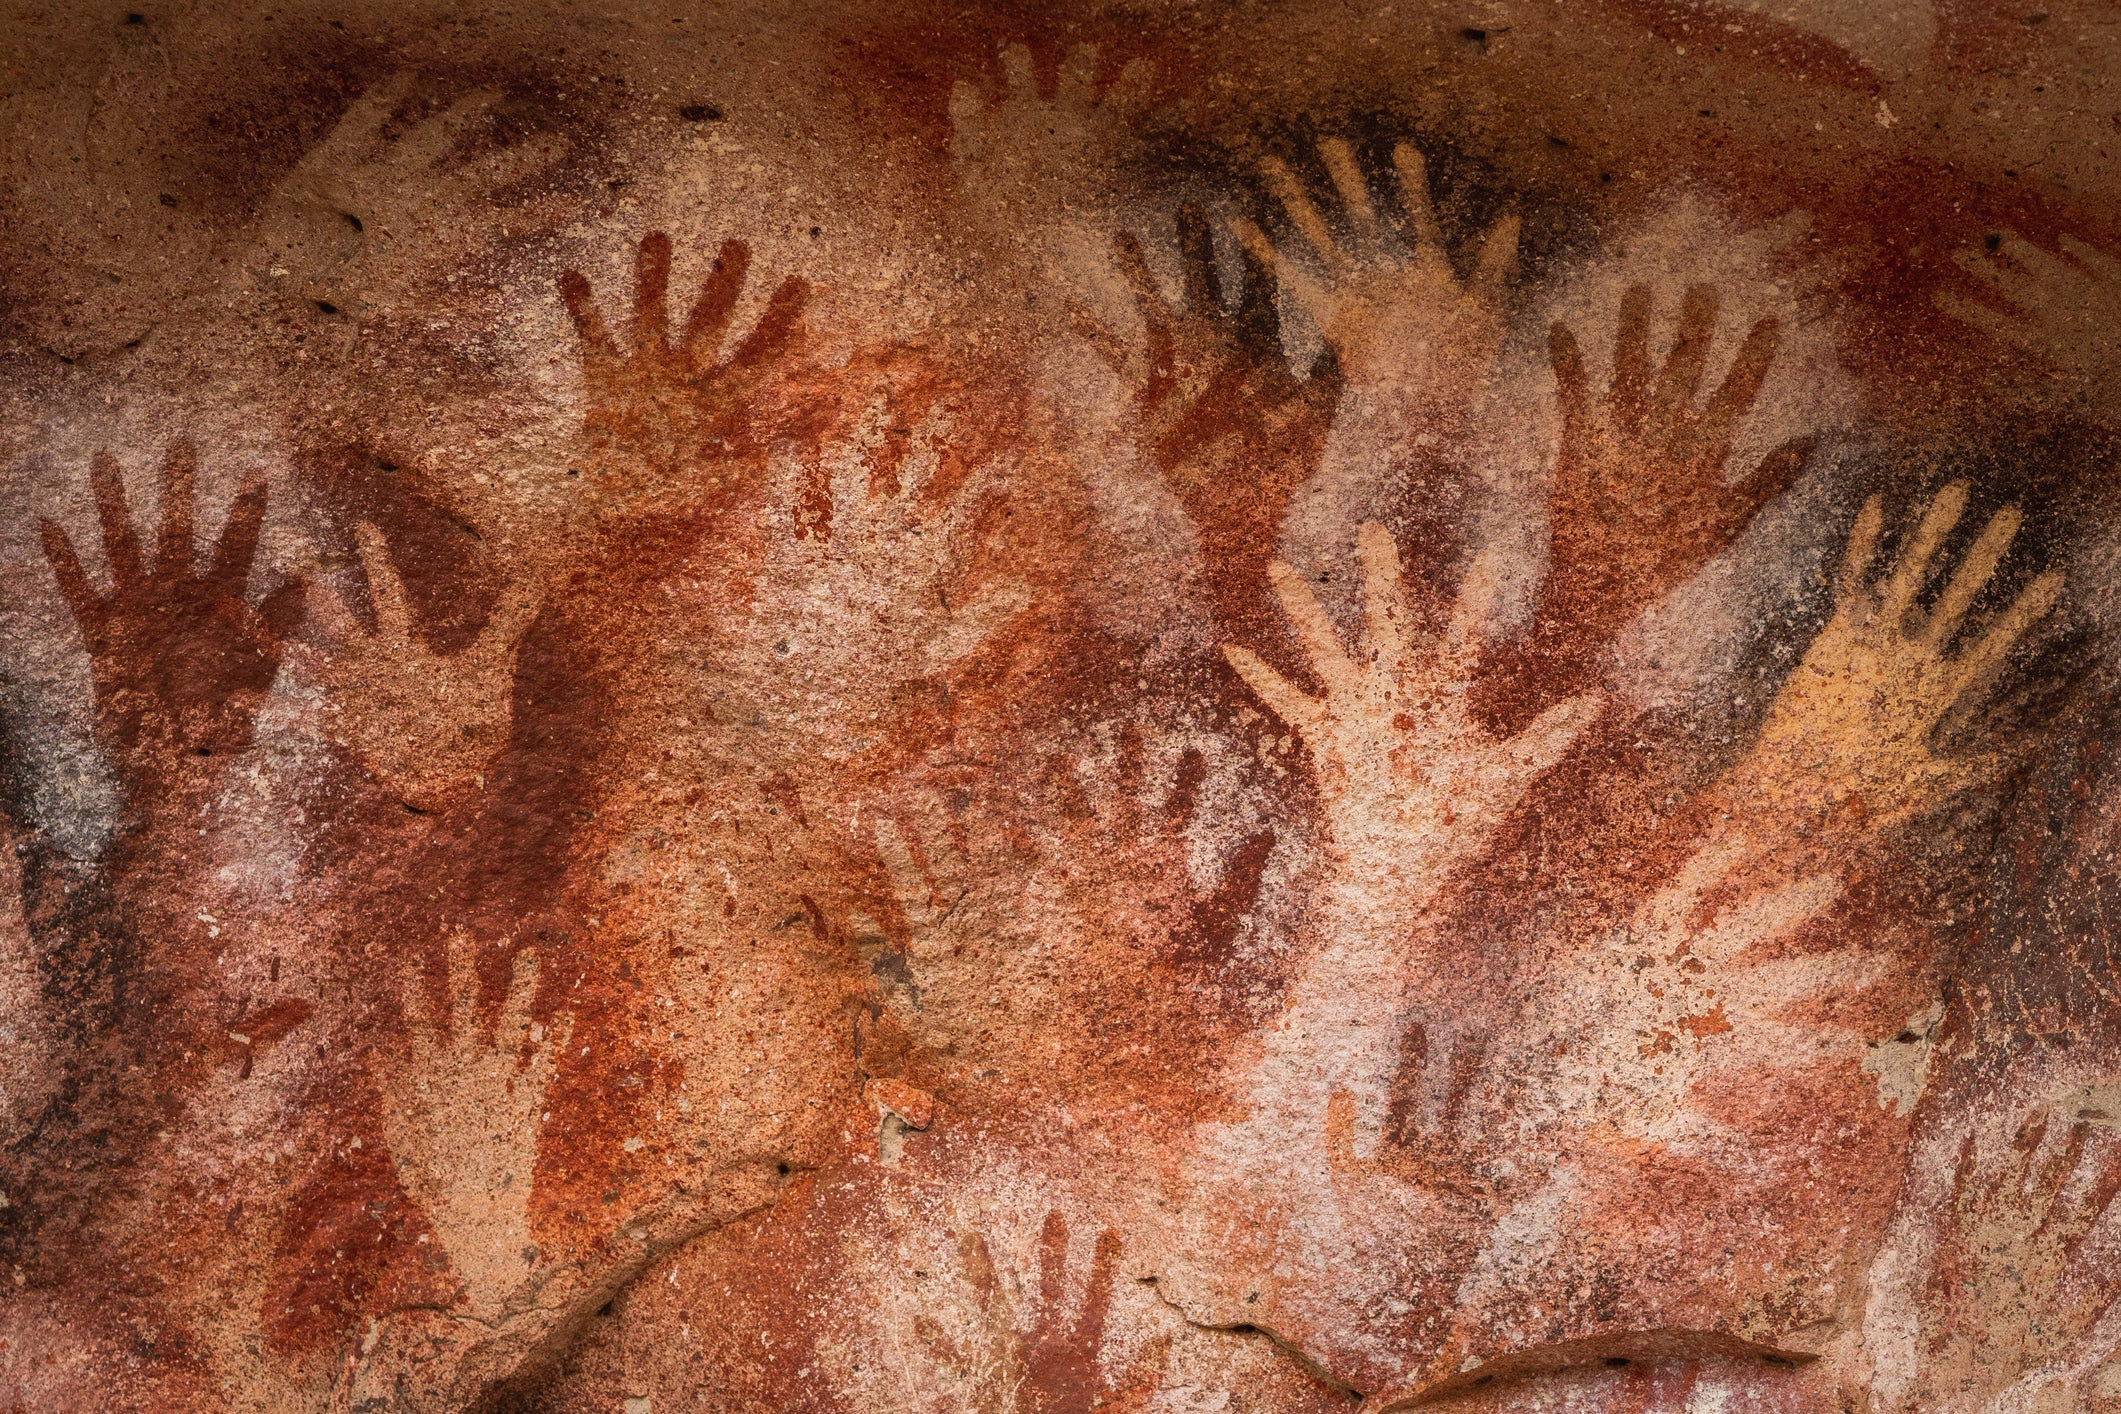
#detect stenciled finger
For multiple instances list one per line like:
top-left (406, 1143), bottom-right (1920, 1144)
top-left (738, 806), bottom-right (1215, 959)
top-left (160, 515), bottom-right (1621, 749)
top-left (1105, 56), bottom-right (1154, 114)
top-left (1260, 155), bottom-right (1342, 273)
top-left (258, 577), bottom-right (307, 654)
top-left (632, 231), bottom-right (674, 355)
top-left (1932, 289), bottom-right (2035, 352)
top-left (1317, 137), bottom-right (1383, 253)
top-left (873, 817), bottom-right (935, 933)
top-left (353, 522), bottom-right (413, 642)
top-left (499, 947), bottom-right (541, 1044)
top-left (154, 440), bottom-right (199, 577)
top-left (1232, 215), bottom-right (1328, 335)
top-left (89, 451), bottom-right (145, 587)
top-left (1920, 504), bottom-right (2021, 647)
top-left (2058, 232), bottom-right (2121, 281)
top-left (1222, 644), bottom-right (1326, 735)
top-left (38, 519), bottom-right (104, 630)
top-left (1608, 285), bottom-right (1655, 434)
top-left (557, 267), bottom-right (617, 367)
top-left (400, 958), bottom-right (442, 1057)
top-left (208, 479), bottom-right (271, 596)
top-left (1507, 690), bottom-right (1605, 785)
top-left (1718, 434), bottom-right (1813, 536)
top-left (1445, 543), bottom-right (1508, 654)
top-left (1389, 142), bottom-right (1443, 250)
top-left (476, 585), bottom-right (544, 664)
top-left (457, 132), bottom-right (564, 195)
top-left (1878, 480), bottom-right (1969, 622)
top-left (1953, 243), bottom-right (2039, 309)
top-left (443, 928), bottom-right (483, 1041)
top-left (679, 238), bottom-right (751, 357)
top-left (946, 77), bottom-right (984, 134)
top-left (1356, 521), bottom-right (1409, 677)
top-left (998, 43), bottom-right (1037, 103)
top-left (1113, 229), bottom-right (1176, 343)
top-left (1645, 284), bottom-right (1720, 443)
top-left (1999, 231), bottom-right (2086, 297)
top-left (1836, 494), bottom-right (1886, 603)
top-left (1468, 213), bottom-right (1520, 305)
top-left (1548, 323), bottom-right (1592, 435)
top-left (1231, 227), bottom-right (1283, 354)
top-left (315, 72), bottom-right (415, 165)
top-left (306, 575), bottom-right (367, 648)
top-left (1265, 557), bottom-right (1357, 691)
top-left (1948, 567), bottom-right (2063, 705)
top-left (1066, 296), bottom-right (1133, 377)
top-left (400, 88), bottom-right (498, 168)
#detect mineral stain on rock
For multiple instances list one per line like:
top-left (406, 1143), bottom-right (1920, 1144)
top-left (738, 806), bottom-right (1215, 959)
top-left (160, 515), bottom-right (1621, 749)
top-left (0, 2), bottom-right (2118, 1410)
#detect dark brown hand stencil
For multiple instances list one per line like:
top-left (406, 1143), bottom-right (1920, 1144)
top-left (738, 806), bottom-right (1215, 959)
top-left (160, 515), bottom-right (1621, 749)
top-left (1080, 204), bottom-right (1341, 636)
top-left (40, 442), bottom-right (303, 794)
top-left (558, 231), bottom-right (808, 523)
top-left (1491, 284), bottom-right (1811, 724)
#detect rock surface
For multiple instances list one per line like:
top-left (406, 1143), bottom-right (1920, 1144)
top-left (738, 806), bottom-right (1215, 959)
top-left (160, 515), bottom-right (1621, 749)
top-left (0, 2), bottom-right (2118, 1410)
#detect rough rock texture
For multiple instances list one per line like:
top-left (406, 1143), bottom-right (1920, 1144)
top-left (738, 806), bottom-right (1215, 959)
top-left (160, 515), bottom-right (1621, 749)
top-left (1, 2), bottom-right (2119, 1410)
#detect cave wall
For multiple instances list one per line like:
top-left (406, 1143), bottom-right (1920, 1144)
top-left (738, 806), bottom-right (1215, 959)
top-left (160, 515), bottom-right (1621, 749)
top-left (1, 2), bottom-right (2119, 1410)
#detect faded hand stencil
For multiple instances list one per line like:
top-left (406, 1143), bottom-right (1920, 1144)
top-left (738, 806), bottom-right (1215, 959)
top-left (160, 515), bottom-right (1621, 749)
top-left (0, 6), bottom-right (2117, 1414)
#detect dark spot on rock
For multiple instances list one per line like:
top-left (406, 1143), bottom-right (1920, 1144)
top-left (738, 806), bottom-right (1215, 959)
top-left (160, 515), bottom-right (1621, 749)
top-left (1986, 233), bottom-right (2003, 251)
top-left (678, 103), bottom-right (724, 122)
top-left (157, 193), bottom-right (176, 207)
top-left (343, 213), bottom-right (363, 232)
top-left (315, 300), bottom-right (338, 315)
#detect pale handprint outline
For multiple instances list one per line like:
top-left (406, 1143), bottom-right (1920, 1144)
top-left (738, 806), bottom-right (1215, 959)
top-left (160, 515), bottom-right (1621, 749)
top-left (306, 521), bottom-right (539, 811)
top-left (1474, 835), bottom-right (1872, 1161)
top-left (376, 931), bottom-right (570, 1318)
top-left (1211, 523), bottom-right (1600, 1159)
top-left (1915, 1106), bottom-right (2121, 1412)
top-left (249, 72), bottom-right (569, 319)
top-left (1072, 204), bottom-right (1343, 632)
top-left (1235, 136), bottom-right (1519, 401)
top-left (1936, 230), bottom-right (2121, 429)
top-left (1224, 522), bottom-right (1602, 906)
top-left (948, 43), bottom-right (1154, 241)
top-left (1746, 480), bottom-right (2064, 828)
top-left (1481, 487), bottom-right (2063, 1158)
top-left (743, 383), bottom-right (1032, 741)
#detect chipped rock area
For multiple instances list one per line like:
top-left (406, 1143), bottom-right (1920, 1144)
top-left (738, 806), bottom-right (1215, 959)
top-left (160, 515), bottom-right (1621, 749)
top-left (1, 1), bottom-right (2119, 1410)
